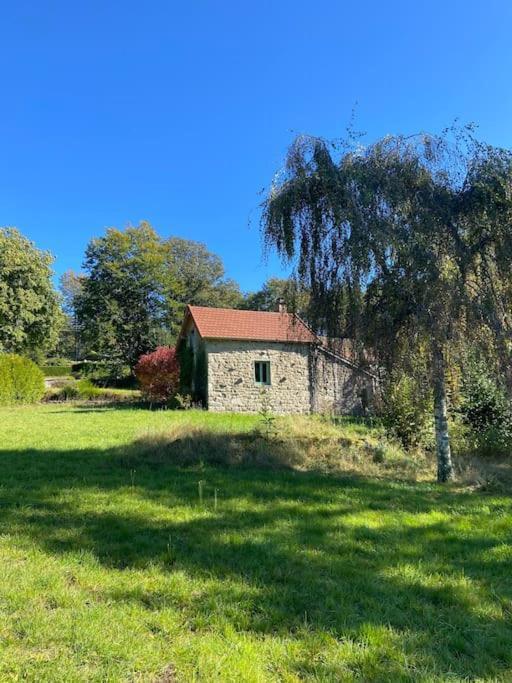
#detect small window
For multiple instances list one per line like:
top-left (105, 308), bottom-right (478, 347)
top-left (254, 361), bottom-right (271, 385)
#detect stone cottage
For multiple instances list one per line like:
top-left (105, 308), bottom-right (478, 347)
top-left (178, 302), bottom-right (375, 414)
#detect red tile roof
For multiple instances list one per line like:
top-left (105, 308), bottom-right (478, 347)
top-left (184, 305), bottom-right (317, 343)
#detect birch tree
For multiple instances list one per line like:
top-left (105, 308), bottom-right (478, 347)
top-left (262, 126), bottom-right (512, 482)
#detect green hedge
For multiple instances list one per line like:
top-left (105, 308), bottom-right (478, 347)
top-left (0, 354), bottom-right (45, 405)
top-left (44, 357), bottom-right (74, 367)
top-left (72, 360), bottom-right (135, 388)
top-left (41, 365), bottom-right (73, 377)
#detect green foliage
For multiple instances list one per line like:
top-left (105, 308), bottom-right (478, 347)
top-left (75, 360), bottom-right (134, 387)
top-left (44, 357), bottom-right (74, 366)
top-left (242, 277), bottom-right (310, 316)
top-left (45, 378), bottom-right (139, 403)
top-left (56, 270), bottom-right (86, 360)
top-left (0, 228), bottom-right (63, 356)
top-left (460, 359), bottom-right (511, 434)
top-left (193, 344), bottom-right (207, 405)
top-left (177, 341), bottom-right (207, 405)
top-left (40, 365), bottom-right (73, 377)
top-left (53, 382), bottom-right (81, 401)
top-left (164, 236), bottom-right (243, 337)
top-left (75, 378), bottom-right (101, 400)
top-left (59, 270), bottom-right (85, 317)
top-left (76, 224), bottom-right (242, 367)
top-left (76, 222), bottom-right (169, 368)
top-left (177, 342), bottom-right (194, 395)
top-left (473, 426), bottom-right (512, 459)
top-left (262, 125), bottom-right (512, 481)
top-left (381, 372), bottom-right (432, 449)
top-left (173, 392), bottom-right (194, 409)
top-left (0, 354), bottom-right (45, 405)
top-left (257, 388), bottom-right (277, 438)
top-left (459, 358), bottom-right (512, 456)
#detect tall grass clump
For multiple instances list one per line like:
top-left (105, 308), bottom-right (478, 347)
top-left (129, 415), bottom-right (433, 480)
top-left (0, 354), bottom-right (45, 405)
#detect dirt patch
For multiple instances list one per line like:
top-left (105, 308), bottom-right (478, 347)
top-left (154, 663), bottom-right (176, 682)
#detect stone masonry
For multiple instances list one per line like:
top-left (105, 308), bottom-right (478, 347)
top-left (205, 339), bottom-right (312, 414)
top-left (204, 338), bottom-right (373, 415)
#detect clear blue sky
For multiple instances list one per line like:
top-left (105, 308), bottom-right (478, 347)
top-left (2, 1), bottom-right (512, 293)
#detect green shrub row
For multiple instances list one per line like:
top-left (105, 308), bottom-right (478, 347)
top-left (43, 357), bottom-right (74, 367)
top-left (45, 379), bottom-right (99, 401)
top-left (45, 379), bottom-right (139, 403)
top-left (0, 354), bottom-right (45, 405)
top-left (40, 365), bottom-right (73, 377)
top-left (71, 360), bottom-right (135, 388)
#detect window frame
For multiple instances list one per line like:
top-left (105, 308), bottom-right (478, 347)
top-left (254, 360), bottom-right (271, 386)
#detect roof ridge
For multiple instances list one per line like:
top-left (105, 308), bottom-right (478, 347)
top-left (188, 304), bottom-right (295, 315)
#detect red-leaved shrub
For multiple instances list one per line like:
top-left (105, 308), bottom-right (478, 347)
top-left (135, 346), bottom-right (180, 403)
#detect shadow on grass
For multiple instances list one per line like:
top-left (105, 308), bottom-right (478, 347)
top-left (0, 431), bottom-right (511, 679)
top-left (44, 400), bottom-right (149, 413)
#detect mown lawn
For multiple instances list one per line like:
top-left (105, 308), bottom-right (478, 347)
top-left (0, 404), bottom-right (511, 681)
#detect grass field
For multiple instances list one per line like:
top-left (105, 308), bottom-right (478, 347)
top-left (0, 404), bottom-right (511, 681)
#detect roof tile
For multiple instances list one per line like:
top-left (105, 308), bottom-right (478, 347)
top-left (185, 305), bottom-right (316, 343)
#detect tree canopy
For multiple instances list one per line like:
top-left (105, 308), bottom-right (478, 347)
top-left (76, 222), bottom-right (242, 367)
top-left (241, 277), bottom-right (310, 318)
top-left (55, 269), bottom-right (87, 360)
top-left (165, 236), bottom-right (242, 337)
top-left (0, 228), bottom-right (62, 358)
top-left (76, 222), bottom-right (168, 368)
top-left (262, 126), bottom-right (512, 481)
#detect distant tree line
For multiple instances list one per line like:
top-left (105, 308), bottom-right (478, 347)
top-left (0, 222), bottom-right (311, 369)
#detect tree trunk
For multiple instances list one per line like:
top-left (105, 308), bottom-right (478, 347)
top-left (432, 342), bottom-right (454, 483)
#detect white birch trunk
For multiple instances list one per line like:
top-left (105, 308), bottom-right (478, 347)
top-left (432, 342), bottom-right (454, 483)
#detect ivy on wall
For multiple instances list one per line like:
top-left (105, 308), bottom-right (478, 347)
top-left (177, 340), bottom-right (207, 406)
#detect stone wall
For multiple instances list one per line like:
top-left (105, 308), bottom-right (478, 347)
top-left (204, 339), bottom-right (375, 415)
top-left (310, 347), bottom-right (374, 415)
top-left (205, 339), bottom-right (312, 414)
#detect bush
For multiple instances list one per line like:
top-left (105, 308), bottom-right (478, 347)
top-left (41, 365), bottom-right (72, 377)
top-left (135, 347), bottom-right (179, 404)
top-left (44, 357), bottom-right (73, 366)
top-left (177, 341), bottom-right (207, 404)
top-left (475, 426), bottom-right (512, 458)
top-left (381, 372), bottom-right (432, 449)
top-left (45, 378), bottom-right (139, 403)
top-left (460, 359), bottom-right (511, 433)
top-left (76, 379), bottom-right (101, 399)
top-left (56, 382), bottom-right (81, 401)
top-left (459, 359), bottom-right (512, 456)
top-left (72, 360), bottom-right (134, 387)
top-left (0, 354), bottom-right (45, 405)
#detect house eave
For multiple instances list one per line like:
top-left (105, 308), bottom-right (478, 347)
top-left (202, 336), bottom-right (313, 345)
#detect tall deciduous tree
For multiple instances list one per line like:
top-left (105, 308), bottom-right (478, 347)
top-left (164, 237), bottom-right (242, 335)
top-left (77, 224), bottom-right (242, 366)
top-left (262, 127), bottom-right (512, 482)
top-left (77, 222), bottom-right (169, 368)
top-left (0, 228), bottom-right (62, 358)
top-left (241, 277), bottom-right (310, 316)
top-left (57, 269), bottom-right (86, 360)
top-left (60, 269), bottom-right (85, 317)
